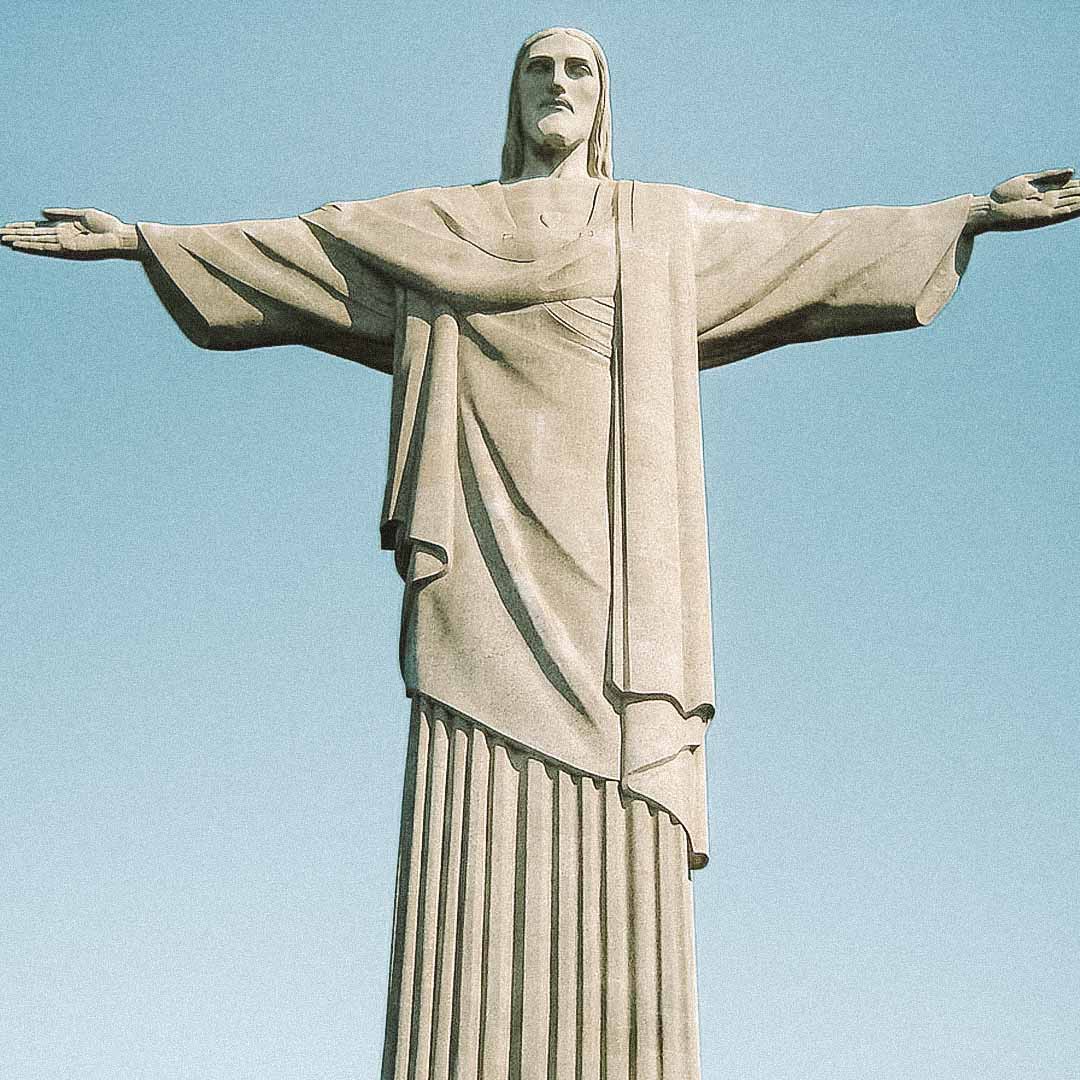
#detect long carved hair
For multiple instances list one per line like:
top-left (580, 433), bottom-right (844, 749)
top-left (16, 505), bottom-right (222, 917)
top-left (500, 27), bottom-right (613, 182)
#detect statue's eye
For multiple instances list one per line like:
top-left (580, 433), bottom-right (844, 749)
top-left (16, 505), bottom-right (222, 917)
top-left (567, 60), bottom-right (592, 78)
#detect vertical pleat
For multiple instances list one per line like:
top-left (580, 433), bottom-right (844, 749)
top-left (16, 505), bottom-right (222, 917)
top-left (410, 709), bottom-right (450, 1078)
top-left (553, 770), bottom-right (579, 1080)
top-left (382, 698), bottom-right (700, 1080)
top-left (602, 784), bottom-right (631, 1079)
top-left (449, 723), bottom-right (490, 1078)
top-left (577, 778), bottom-right (603, 1080)
top-left (480, 739), bottom-right (518, 1080)
top-left (677, 846), bottom-right (702, 1080)
top-left (515, 758), bottom-right (553, 1079)
top-left (628, 798), bottom-right (660, 1080)
top-left (382, 709), bottom-right (430, 1080)
top-left (429, 718), bottom-right (469, 1077)
top-left (656, 813), bottom-right (699, 1079)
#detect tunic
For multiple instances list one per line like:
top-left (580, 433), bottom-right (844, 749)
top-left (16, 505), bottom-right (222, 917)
top-left (385, 696), bottom-right (702, 1080)
top-left (137, 178), bottom-right (973, 867)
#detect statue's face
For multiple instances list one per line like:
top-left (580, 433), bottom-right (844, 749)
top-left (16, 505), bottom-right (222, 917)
top-left (516, 32), bottom-right (601, 158)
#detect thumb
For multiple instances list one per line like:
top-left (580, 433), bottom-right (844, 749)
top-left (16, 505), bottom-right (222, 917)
top-left (41, 207), bottom-right (90, 220)
top-left (1030, 168), bottom-right (1074, 190)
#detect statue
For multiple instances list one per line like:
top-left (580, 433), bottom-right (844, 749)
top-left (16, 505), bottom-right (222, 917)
top-left (5, 26), bottom-right (1077, 1080)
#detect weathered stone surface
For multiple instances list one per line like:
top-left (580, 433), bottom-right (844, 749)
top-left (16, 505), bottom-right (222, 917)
top-left (4, 24), bottom-right (1078, 1080)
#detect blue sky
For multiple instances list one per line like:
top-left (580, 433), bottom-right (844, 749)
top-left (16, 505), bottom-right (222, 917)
top-left (2, 2), bottom-right (1078, 1078)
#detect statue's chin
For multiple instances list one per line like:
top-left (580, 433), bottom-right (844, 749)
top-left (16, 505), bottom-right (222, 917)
top-left (531, 116), bottom-right (587, 154)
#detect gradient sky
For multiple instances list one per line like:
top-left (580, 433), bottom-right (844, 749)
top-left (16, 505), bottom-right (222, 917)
top-left (2, 2), bottom-right (1078, 1078)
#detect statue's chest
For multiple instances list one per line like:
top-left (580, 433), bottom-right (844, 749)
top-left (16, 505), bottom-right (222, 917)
top-left (495, 180), bottom-right (614, 253)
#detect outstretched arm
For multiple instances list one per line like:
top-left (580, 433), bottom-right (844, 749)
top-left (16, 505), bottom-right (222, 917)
top-left (693, 166), bottom-right (1079, 369)
top-left (691, 188), bottom-right (973, 368)
top-left (964, 168), bottom-right (1080, 235)
top-left (2, 206), bottom-right (397, 371)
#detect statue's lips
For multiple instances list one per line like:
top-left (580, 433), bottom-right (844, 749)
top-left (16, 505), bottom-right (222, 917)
top-left (539, 99), bottom-right (573, 113)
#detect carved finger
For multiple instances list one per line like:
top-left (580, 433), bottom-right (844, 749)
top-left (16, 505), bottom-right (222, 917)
top-left (11, 239), bottom-right (62, 251)
top-left (3, 220), bottom-right (38, 229)
top-left (2, 231), bottom-right (57, 243)
top-left (2, 228), bottom-right (59, 240)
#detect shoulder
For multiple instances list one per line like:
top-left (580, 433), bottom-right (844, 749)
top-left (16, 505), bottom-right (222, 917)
top-left (607, 181), bottom-right (731, 235)
top-left (303, 183), bottom-right (495, 236)
top-left (614, 181), bottom-right (756, 223)
top-left (310, 182), bottom-right (486, 213)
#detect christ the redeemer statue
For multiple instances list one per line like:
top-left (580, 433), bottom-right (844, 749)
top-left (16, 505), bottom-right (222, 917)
top-left (5, 26), bottom-right (1078, 1080)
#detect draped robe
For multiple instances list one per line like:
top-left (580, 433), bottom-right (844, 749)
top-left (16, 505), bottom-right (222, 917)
top-left (138, 178), bottom-right (973, 868)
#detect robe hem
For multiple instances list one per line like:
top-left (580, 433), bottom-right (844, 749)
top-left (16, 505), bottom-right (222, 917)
top-left (403, 687), bottom-right (703, 869)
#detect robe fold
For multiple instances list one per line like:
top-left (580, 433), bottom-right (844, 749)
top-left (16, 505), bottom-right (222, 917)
top-left (138, 179), bottom-right (972, 867)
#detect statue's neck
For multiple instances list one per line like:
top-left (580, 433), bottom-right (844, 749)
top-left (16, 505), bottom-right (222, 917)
top-left (515, 140), bottom-right (591, 181)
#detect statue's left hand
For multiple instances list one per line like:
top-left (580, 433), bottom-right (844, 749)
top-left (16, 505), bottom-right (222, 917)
top-left (984, 168), bottom-right (1080, 231)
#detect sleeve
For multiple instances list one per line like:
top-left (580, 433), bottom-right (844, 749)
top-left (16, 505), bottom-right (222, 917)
top-left (138, 214), bottom-right (397, 373)
top-left (689, 189), bottom-right (974, 369)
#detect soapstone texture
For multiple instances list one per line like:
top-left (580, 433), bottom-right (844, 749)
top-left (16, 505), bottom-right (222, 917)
top-left (4, 23), bottom-right (1080, 1080)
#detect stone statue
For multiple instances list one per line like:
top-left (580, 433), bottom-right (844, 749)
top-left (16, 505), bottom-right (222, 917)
top-left (5, 25), bottom-right (1077, 1080)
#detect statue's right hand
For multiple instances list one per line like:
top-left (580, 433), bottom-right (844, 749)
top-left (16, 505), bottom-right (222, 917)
top-left (1, 208), bottom-right (137, 259)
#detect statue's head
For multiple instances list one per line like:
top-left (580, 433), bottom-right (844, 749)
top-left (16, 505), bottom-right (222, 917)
top-left (501, 27), bottom-right (613, 182)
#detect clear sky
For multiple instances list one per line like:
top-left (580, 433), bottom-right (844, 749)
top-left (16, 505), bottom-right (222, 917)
top-left (2, 2), bottom-right (1077, 1078)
